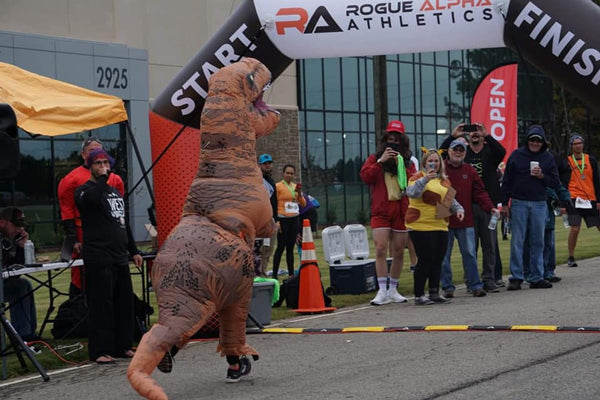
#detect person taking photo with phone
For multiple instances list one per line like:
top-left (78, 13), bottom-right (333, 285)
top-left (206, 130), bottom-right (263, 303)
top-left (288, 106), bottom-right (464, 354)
top-left (405, 150), bottom-right (464, 305)
top-left (440, 122), bottom-right (506, 291)
top-left (360, 120), bottom-right (417, 306)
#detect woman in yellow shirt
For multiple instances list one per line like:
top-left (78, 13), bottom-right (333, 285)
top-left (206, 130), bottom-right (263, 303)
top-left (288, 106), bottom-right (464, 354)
top-left (272, 164), bottom-right (306, 278)
top-left (405, 150), bottom-right (464, 305)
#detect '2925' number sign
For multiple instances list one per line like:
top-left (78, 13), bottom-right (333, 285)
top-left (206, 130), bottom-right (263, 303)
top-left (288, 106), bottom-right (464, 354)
top-left (96, 66), bottom-right (128, 90)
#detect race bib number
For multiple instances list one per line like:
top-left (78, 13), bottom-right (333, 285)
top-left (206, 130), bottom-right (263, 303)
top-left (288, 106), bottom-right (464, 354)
top-left (575, 197), bottom-right (592, 209)
top-left (284, 202), bottom-right (299, 214)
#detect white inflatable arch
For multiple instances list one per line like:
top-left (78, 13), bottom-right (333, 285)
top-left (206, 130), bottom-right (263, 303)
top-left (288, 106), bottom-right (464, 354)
top-left (152, 0), bottom-right (600, 127)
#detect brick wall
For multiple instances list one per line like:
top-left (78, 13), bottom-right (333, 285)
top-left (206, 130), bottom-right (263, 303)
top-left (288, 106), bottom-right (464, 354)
top-left (256, 108), bottom-right (301, 182)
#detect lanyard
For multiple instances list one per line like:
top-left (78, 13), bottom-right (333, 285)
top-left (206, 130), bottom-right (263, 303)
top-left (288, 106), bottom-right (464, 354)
top-left (571, 154), bottom-right (585, 176)
top-left (282, 180), bottom-right (296, 198)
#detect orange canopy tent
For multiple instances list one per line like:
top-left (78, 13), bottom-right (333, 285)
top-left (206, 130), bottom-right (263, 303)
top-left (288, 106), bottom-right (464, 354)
top-left (0, 62), bottom-right (128, 136)
top-left (0, 62), bottom-right (154, 204)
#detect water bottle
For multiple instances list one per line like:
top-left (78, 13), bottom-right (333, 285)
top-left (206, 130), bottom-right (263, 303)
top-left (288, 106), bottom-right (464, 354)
top-left (562, 214), bottom-right (570, 229)
top-left (24, 239), bottom-right (35, 265)
top-left (488, 214), bottom-right (498, 230)
top-left (488, 204), bottom-right (501, 230)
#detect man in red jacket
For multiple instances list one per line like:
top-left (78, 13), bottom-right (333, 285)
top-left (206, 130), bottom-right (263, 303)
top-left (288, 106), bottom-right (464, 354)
top-left (360, 121), bottom-right (417, 305)
top-left (441, 139), bottom-right (499, 298)
top-left (57, 137), bottom-right (124, 296)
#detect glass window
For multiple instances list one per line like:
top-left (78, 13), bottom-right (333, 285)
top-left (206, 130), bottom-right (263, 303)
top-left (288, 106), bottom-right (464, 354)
top-left (436, 66), bottom-right (450, 116)
top-left (342, 113), bottom-right (360, 132)
top-left (302, 59), bottom-right (324, 109)
top-left (305, 112), bottom-right (324, 131)
top-left (436, 51), bottom-right (449, 66)
top-left (305, 131), bottom-right (325, 170)
top-left (420, 52), bottom-right (434, 65)
top-left (326, 113), bottom-right (342, 131)
top-left (342, 58), bottom-right (360, 112)
top-left (324, 58), bottom-right (341, 111)
top-left (420, 65), bottom-right (435, 115)
top-left (399, 63), bottom-right (414, 114)
top-left (341, 132), bottom-right (363, 184)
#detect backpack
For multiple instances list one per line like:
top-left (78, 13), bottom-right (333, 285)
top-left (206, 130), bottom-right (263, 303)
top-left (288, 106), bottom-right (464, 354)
top-left (51, 294), bottom-right (88, 339)
top-left (273, 270), bottom-right (332, 309)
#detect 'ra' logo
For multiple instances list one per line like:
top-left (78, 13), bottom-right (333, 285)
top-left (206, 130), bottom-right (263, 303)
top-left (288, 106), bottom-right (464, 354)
top-left (275, 6), bottom-right (343, 34)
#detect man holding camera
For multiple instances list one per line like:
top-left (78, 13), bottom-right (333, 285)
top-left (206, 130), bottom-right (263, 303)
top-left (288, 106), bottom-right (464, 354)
top-left (441, 123), bottom-right (506, 291)
top-left (0, 207), bottom-right (38, 341)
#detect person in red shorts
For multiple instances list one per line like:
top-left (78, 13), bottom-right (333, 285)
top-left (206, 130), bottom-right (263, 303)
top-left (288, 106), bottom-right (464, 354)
top-left (360, 120), bottom-right (417, 305)
top-left (57, 137), bottom-right (124, 297)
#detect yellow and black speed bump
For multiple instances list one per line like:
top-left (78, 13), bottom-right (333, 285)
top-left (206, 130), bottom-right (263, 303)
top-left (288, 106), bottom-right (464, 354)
top-left (248, 325), bottom-right (600, 334)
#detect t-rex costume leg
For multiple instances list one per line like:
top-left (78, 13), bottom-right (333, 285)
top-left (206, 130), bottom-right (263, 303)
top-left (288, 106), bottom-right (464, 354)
top-left (128, 58), bottom-right (280, 400)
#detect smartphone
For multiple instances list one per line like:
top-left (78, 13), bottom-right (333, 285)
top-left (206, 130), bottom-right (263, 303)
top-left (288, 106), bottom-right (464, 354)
top-left (462, 124), bottom-right (478, 132)
top-left (428, 162), bottom-right (436, 171)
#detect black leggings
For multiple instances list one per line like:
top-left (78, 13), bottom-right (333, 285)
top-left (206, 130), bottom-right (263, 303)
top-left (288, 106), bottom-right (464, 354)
top-left (409, 230), bottom-right (448, 297)
top-left (272, 216), bottom-right (299, 277)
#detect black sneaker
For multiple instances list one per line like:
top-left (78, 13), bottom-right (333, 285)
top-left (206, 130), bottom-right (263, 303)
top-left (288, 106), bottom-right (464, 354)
top-left (547, 276), bottom-right (562, 283)
top-left (429, 293), bottom-right (451, 303)
top-left (494, 279), bottom-right (506, 288)
top-left (157, 351), bottom-right (174, 373)
top-left (567, 256), bottom-right (578, 267)
top-left (530, 279), bottom-right (553, 289)
top-left (472, 288), bottom-right (487, 297)
top-left (483, 282), bottom-right (500, 293)
top-left (226, 356), bottom-right (251, 383)
top-left (414, 296), bottom-right (434, 305)
top-left (443, 290), bottom-right (454, 298)
top-left (157, 347), bottom-right (178, 373)
top-left (507, 280), bottom-right (522, 291)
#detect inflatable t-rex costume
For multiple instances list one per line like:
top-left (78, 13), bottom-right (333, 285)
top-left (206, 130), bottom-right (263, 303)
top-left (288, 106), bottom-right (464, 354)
top-left (128, 58), bottom-right (280, 400)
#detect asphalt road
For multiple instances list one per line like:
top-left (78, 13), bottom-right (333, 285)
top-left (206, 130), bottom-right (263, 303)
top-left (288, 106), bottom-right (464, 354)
top-left (3, 257), bottom-right (600, 400)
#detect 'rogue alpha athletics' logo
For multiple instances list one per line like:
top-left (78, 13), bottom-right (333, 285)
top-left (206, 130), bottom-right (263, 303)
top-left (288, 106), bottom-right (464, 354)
top-left (275, 6), bottom-right (343, 34)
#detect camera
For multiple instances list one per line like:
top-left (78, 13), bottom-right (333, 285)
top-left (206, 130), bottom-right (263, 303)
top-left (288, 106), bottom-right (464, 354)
top-left (462, 124), bottom-right (478, 132)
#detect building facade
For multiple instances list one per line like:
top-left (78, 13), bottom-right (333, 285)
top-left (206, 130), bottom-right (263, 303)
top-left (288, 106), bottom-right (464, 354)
top-left (0, 1), bottom-right (552, 246)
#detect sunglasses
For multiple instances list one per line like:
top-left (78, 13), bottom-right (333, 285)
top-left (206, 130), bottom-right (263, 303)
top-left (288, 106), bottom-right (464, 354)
top-left (528, 138), bottom-right (544, 143)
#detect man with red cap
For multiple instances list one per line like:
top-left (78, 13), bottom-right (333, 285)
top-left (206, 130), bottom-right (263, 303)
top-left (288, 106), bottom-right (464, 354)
top-left (360, 120), bottom-right (416, 305)
top-left (58, 137), bottom-right (124, 297)
top-left (75, 148), bottom-right (142, 364)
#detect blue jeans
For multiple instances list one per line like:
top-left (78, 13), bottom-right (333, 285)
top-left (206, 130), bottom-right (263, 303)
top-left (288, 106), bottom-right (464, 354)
top-left (4, 277), bottom-right (37, 339)
top-left (524, 228), bottom-right (556, 280)
top-left (509, 199), bottom-right (547, 283)
top-left (441, 227), bottom-right (484, 291)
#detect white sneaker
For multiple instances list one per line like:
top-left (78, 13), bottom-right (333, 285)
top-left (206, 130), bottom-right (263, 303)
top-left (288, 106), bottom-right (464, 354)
top-left (370, 289), bottom-right (391, 305)
top-left (387, 289), bottom-right (408, 303)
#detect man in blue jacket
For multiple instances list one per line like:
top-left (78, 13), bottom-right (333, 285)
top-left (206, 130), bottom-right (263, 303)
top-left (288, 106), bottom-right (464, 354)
top-left (502, 125), bottom-right (560, 290)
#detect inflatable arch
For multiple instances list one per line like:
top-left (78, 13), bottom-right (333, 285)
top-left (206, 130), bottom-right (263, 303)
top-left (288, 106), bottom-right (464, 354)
top-left (150, 0), bottom-right (600, 244)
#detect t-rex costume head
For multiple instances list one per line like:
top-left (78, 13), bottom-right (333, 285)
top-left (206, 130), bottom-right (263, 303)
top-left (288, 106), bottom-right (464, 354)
top-left (183, 57), bottom-right (280, 242)
top-left (128, 58), bottom-right (280, 400)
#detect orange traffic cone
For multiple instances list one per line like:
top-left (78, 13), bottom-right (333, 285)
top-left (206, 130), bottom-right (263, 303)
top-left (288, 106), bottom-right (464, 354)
top-left (294, 219), bottom-right (336, 314)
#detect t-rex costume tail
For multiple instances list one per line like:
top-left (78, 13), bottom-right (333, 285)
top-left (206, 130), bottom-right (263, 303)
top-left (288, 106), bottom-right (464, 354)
top-left (128, 58), bottom-right (280, 400)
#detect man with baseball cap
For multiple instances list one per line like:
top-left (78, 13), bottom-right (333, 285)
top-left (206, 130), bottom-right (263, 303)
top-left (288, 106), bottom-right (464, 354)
top-left (257, 153), bottom-right (278, 272)
top-left (386, 121), bottom-right (420, 271)
top-left (564, 133), bottom-right (600, 267)
top-left (57, 136), bottom-right (124, 297)
top-left (0, 207), bottom-right (38, 341)
top-left (440, 122), bottom-right (507, 291)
